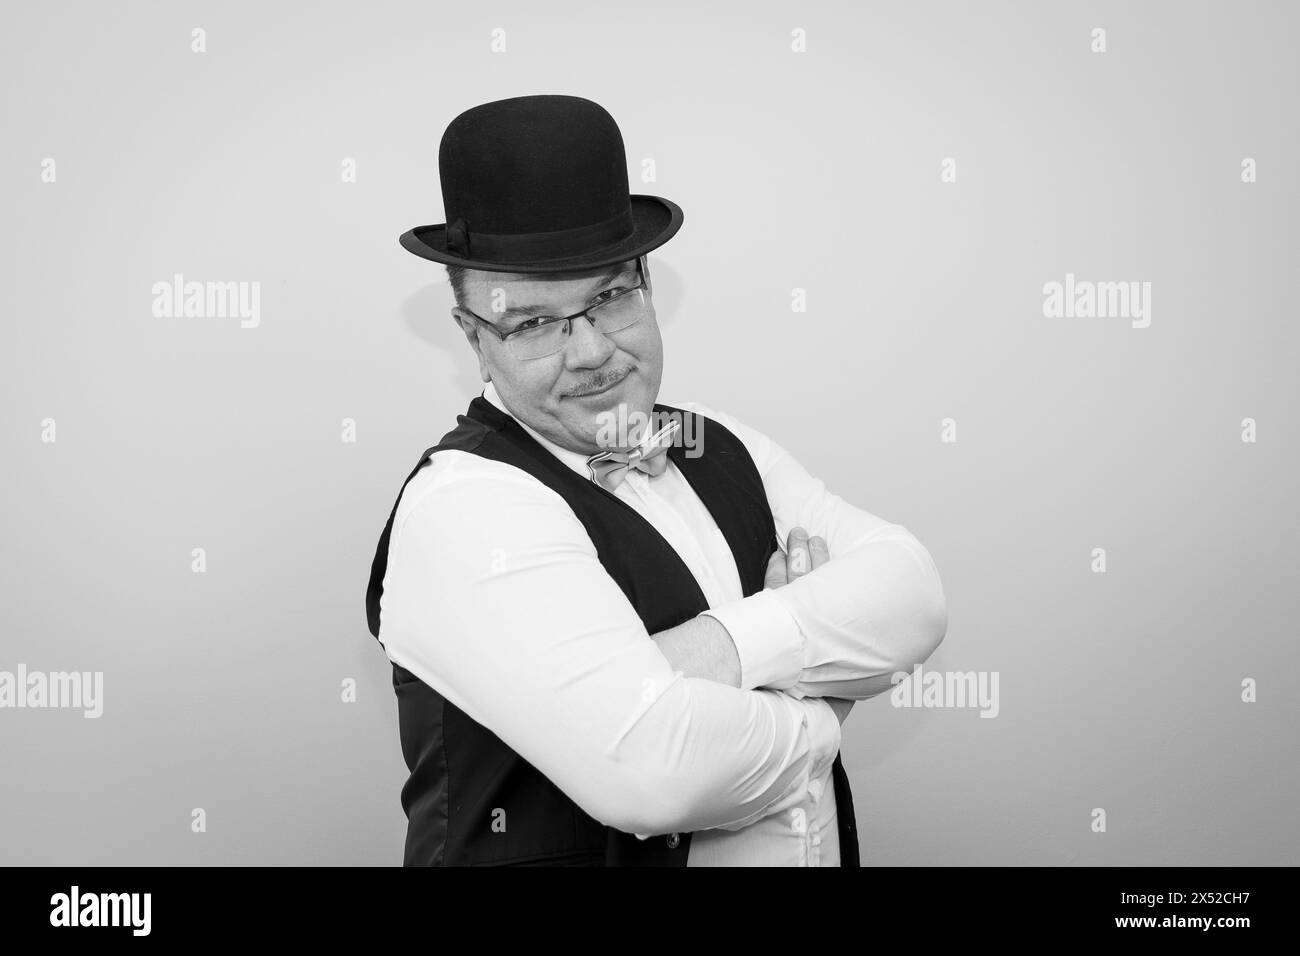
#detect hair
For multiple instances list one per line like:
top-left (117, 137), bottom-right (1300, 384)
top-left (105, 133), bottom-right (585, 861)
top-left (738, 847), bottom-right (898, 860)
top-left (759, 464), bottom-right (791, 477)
top-left (445, 264), bottom-right (469, 309)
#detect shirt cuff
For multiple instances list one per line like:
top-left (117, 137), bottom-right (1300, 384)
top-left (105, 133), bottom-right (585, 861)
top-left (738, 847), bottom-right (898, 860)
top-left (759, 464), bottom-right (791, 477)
top-left (701, 589), bottom-right (804, 691)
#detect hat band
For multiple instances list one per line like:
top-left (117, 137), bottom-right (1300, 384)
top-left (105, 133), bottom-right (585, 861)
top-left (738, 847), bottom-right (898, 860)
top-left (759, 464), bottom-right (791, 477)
top-left (446, 207), bottom-right (634, 262)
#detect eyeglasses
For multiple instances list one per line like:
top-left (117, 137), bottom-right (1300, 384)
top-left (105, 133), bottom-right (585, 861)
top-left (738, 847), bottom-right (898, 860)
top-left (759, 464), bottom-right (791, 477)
top-left (464, 256), bottom-right (652, 361)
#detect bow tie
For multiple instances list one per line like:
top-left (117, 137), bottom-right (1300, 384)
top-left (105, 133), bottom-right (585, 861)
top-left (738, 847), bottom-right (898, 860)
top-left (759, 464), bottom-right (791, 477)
top-left (586, 419), bottom-right (680, 492)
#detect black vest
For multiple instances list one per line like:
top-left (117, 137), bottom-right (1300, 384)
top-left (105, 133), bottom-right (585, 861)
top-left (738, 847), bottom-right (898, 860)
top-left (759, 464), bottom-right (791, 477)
top-left (365, 395), bottom-right (860, 866)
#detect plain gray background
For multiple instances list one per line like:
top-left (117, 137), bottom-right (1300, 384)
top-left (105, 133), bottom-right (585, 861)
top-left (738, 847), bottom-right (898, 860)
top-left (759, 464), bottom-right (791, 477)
top-left (2, 0), bottom-right (1296, 865)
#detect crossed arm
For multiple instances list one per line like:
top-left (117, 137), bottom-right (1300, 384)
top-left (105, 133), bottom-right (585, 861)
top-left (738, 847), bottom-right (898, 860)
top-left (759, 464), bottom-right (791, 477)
top-left (378, 405), bottom-right (947, 838)
top-left (660, 400), bottom-right (950, 714)
top-left (379, 465), bottom-right (846, 838)
top-left (653, 531), bottom-right (858, 723)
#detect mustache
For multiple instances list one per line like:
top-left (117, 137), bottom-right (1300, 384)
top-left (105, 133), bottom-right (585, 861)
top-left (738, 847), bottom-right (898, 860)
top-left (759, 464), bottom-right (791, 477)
top-left (565, 366), bottom-right (632, 397)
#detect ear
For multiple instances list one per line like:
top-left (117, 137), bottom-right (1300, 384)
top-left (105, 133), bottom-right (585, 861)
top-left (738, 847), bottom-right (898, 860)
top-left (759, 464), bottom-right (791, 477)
top-left (452, 308), bottom-right (493, 383)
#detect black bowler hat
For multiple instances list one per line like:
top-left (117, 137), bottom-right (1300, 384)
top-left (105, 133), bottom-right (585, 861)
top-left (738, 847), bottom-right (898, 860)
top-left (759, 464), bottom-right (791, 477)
top-left (399, 94), bottom-right (684, 274)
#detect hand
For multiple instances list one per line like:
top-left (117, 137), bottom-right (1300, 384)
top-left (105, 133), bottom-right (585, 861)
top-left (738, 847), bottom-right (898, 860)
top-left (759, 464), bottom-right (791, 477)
top-left (763, 526), bottom-right (829, 589)
top-left (764, 531), bottom-right (850, 723)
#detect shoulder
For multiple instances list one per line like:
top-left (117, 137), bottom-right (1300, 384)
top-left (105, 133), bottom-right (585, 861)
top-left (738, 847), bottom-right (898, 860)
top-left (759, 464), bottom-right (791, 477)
top-left (391, 448), bottom-right (585, 550)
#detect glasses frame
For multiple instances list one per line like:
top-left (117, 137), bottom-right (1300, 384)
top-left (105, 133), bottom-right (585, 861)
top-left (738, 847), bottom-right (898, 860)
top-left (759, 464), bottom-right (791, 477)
top-left (463, 255), bottom-right (651, 360)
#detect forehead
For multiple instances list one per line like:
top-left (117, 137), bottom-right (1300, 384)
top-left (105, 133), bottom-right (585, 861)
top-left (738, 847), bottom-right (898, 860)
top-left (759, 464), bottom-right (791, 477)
top-left (465, 260), bottom-right (636, 306)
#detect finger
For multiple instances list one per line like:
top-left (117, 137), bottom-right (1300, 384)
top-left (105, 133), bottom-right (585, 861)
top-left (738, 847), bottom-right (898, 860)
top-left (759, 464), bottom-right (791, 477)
top-left (786, 527), bottom-right (810, 578)
top-left (763, 549), bottom-right (788, 589)
top-left (808, 535), bottom-right (829, 571)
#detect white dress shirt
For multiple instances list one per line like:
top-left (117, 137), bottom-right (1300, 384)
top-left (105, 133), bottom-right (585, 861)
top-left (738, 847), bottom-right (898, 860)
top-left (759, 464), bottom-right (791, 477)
top-left (377, 382), bottom-right (948, 865)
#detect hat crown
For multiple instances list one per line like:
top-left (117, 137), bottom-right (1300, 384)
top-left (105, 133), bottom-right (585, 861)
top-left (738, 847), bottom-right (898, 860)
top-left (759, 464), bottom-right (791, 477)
top-left (399, 93), bottom-right (682, 272)
top-left (438, 95), bottom-right (631, 237)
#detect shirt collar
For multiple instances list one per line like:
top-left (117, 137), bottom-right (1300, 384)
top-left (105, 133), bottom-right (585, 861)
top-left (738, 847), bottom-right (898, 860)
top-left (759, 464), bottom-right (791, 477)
top-left (481, 381), bottom-right (596, 482)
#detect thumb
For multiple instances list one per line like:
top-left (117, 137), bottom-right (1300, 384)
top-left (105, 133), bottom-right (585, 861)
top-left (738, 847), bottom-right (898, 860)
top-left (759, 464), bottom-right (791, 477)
top-left (763, 549), bottom-right (787, 590)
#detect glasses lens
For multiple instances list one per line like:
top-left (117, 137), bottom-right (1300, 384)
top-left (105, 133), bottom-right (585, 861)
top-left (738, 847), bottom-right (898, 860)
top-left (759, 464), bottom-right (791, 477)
top-left (589, 288), bottom-right (648, 334)
top-left (505, 283), bottom-right (650, 360)
top-left (508, 320), bottom-right (569, 360)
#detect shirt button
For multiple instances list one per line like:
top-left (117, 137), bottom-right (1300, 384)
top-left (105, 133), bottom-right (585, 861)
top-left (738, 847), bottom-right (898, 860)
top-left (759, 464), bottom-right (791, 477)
top-left (666, 832), bottom-right (681, 849)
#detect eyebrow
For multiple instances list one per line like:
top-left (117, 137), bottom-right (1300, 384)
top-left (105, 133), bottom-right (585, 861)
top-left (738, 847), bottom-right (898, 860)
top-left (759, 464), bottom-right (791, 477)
top-left (494, 263), bottom-right (635, 325)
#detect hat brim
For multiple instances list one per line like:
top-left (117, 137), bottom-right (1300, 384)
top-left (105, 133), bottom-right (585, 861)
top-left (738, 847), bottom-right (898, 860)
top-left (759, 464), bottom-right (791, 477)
top-left (398, 194), bottom-right (683, 274)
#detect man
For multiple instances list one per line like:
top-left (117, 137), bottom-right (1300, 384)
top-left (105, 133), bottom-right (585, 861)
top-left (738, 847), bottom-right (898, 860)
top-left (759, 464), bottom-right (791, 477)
top-left (365, 94), bottom-right (948, 866)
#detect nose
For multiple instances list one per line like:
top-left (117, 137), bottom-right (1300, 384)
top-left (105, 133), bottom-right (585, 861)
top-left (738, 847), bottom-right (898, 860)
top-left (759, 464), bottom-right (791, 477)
top-left (564, 313), bottom-right (618, 368)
